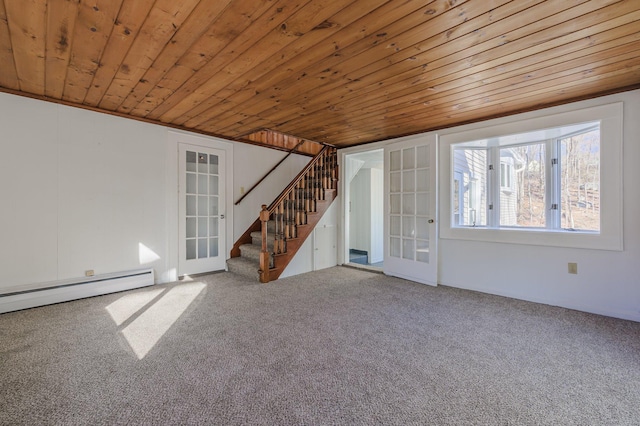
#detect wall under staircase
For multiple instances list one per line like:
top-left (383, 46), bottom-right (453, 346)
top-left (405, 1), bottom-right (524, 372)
top-left (228, 146), bottom-right (338, 282)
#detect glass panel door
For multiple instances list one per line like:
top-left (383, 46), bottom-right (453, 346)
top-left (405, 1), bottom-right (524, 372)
top-left (179, 145), bottom-right (225, 275)
top-left (384, 136), bottom-right (437, 286)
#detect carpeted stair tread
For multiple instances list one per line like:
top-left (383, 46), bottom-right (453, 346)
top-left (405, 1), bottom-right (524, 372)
top-left (251, 231), bottom-right (275, 249)
top-left (226, 257), bottom-right (259, 280)
top-left (239, 244), bottom-right (261, 262)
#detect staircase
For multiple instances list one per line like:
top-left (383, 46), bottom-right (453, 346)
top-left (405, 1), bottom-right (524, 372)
top-left (228, 146), bottom-right (338, 282)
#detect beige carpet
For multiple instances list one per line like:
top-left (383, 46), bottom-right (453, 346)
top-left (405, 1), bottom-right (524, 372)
top-left (1, 266), bottom-right (639, 425)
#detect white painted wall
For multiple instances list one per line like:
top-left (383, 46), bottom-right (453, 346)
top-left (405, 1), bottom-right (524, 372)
top-left (437, 91), bottom-right (640, 322)
top-left (349, 169), bottom-right (371, 254)
top-left (0, 92), bottom-right (309, 292)
top-left (231, 143), bottom-right (309, 238)
top-left (339, 90), bottom-right (640, 322)
top-left (370, 168), bottom-right (384, 264)
top-left (56, 106), bottom-right (168, 282)
top-left (280, 200), bottom-right (338, 278)
top-left (349, 167), bottom-right (383, 263)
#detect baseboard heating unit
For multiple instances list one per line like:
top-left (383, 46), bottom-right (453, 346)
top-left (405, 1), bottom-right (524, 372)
top-left (0, 268), bottom-right (155, 314)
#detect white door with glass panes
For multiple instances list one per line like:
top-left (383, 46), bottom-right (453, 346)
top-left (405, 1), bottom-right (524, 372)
top-left (179, 144), bottom-right (226, 275)
top-left (384, 136), bottom-right (437, 286)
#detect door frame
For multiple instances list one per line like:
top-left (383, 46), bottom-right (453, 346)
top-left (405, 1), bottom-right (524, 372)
top-left (167, 131), bottom-right (234, 280)
top-left (339, 142), bottom-right (389, 266)
top-left (342, 149), bottom-right (384, 268)
top-left (338, 134), bottom-right (438, 285)
top-left (383, 134), bottom-right (438, 286)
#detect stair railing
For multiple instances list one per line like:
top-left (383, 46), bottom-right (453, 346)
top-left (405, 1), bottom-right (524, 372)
top-left (259, 146), bottom-right (337, 282)
top-left (234, 140), bottom-right (305, 205)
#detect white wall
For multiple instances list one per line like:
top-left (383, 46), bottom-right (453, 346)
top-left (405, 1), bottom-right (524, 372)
top-left (57, 107), bottom-right (168, 281)
top-left (0, 92), bottom-right (308, 291)
top-left (337, 89), bottom-right (640, 322)
top-left (231, 143), bottom-right (308, 238)
top-left (370, 168), bottom-right (384, 263)
top-left (0, 94), bottom-right (169, 290)
top-left (437, 91), bottom-right (640, 322)
top-left (340, 90), bottom-right (640, 321)
top-left (280, 200), bottom-right (339, 278)
top-left (349, 169), bottom-right (371, 254)
top-left (349, 167), bottom-right (383, 263)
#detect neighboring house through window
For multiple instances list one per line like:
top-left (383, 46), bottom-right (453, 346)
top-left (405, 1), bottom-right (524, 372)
top-left (440, 102), bottom-right (622, 251)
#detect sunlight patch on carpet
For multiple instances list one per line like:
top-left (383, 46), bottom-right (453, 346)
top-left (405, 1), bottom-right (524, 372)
top-left (120, 282), bottom-right (205, 359)
top-left (106, 288), bottom-right (164, 326)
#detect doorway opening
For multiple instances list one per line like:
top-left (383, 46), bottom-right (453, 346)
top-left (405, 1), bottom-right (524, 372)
top-left (344, 149), bottom-right (384, 270)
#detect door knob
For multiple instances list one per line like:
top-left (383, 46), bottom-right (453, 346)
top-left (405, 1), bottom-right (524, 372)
top-left (428, 219), bottom-right (434, 223)
top-left (220, 214), bottom-right (225, 219)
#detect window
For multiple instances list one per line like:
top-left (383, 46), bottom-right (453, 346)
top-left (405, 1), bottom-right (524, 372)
top-left (452, 149), bottom-right (487, 227)
top-left (451, 122), bottom-right (599, 232)
top-left (440, 102), bottom-right (622, 251)
top-left (559, 129), bottom-right (600, 231)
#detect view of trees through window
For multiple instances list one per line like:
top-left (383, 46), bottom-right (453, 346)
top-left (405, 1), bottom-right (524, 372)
top-left (452, 123), bottom-right (600, 232)
top-left (501, 143), bottom-right (546, 228)
top-left (560, 130), bottom-right (600, 231)
top-left (504, 130), bottom-right (600, 231)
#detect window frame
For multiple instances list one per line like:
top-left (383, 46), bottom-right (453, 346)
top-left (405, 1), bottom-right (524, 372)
top-left (439, 102), bottom-right (623, 251)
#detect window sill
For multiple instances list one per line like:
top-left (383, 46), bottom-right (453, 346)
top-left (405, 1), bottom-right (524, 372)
top-left (442, 225), bottom-right (621, 251)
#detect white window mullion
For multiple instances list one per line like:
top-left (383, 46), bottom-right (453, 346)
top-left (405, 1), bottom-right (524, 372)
top-left (488, 146), bottom-right (500, 228)
top-left (547, 139), bottom-right (561, 229)
top-left (442, 101), bottom-right (620, 250)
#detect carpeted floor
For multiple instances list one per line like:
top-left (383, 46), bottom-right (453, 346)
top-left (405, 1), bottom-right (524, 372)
top-left (1, 266), bottom-right (639, 425)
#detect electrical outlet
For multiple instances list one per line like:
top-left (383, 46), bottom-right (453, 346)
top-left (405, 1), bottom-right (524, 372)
top-left (85, 269), bottom-right (95, 277)
top-left (568, 263), bottom-right (578, 274)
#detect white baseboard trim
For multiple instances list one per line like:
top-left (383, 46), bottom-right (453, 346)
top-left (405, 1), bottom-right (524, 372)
top-left (0, 269), bottom-right (155, 314)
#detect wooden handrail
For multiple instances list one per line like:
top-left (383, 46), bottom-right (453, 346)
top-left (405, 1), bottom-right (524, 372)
top-left (234, 140), bottom-right (305, 205)
top-left (266, 145), bottom-right (331, 213)
top-left (225, 145), bottom-right (337, 283)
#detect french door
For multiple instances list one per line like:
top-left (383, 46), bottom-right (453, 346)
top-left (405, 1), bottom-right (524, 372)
top-left (178, 144), bottom-right (226, 275)
top-left (384, 136), bottom-right (437, 285)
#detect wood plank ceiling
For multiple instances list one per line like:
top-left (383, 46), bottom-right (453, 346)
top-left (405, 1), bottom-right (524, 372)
top-left (1, 0), bottom-right (639, 152)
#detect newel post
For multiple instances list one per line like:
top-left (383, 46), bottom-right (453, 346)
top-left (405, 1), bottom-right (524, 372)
top-left (259, 204), bottom-right (270, 283)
